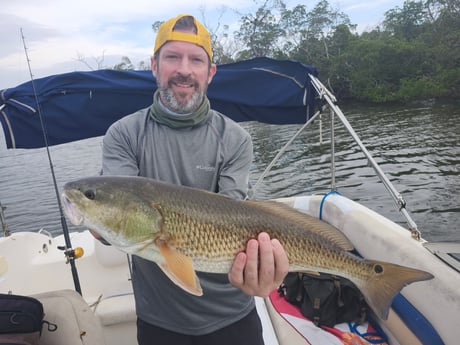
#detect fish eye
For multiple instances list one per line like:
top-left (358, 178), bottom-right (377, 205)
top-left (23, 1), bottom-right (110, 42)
top-left (374, 264), bottom-right (383, 274)
top-left (84, 189), bottom-right (96, 200)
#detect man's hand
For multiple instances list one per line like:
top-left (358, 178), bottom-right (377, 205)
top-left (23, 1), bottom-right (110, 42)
top-left (228, 232), bottom-right (289, 297)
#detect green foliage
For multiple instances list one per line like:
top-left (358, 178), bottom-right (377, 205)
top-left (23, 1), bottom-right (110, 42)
top-left (234, 0), bottom-right (286, 59)
top-left (397, 76), bottom-right (448, 100)
top-left (241, 0), bottom-right (459, 102)
top-left (113, 56), bottom-right (134, 71)
top-left (383, 1), bottom-right (428, 39)
top-left (114, 0), bottom-right (459, 102)
top-left (113, 56), bottom-right (150, 71)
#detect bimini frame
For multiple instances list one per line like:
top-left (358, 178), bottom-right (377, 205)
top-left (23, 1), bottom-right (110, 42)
top-left (253, 74), bottom-right (421, 240)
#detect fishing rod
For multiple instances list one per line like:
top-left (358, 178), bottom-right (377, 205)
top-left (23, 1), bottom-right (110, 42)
top-left (20, 28), bottom-right (82, 294)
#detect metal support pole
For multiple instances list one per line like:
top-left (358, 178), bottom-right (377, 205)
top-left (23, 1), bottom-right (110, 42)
top-left (309, 74), bottom-right (421, 239)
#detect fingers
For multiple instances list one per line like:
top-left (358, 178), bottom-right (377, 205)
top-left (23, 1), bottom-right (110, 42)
top-left (228, 251), bottom-right (247, 288)
top-left (257, 232), bottom-right (276, 289)
top-left (243, 238), bottom-right (260, 287)
top-left (228, 232), bottom-right (289, 297)
top-left (271, 238), bottom-right (289, 285)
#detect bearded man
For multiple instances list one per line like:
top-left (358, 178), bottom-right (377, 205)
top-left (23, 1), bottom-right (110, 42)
top-left (100, 14), bottom-right (288, 345)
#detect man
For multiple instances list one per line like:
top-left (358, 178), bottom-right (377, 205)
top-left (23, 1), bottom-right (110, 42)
top-left (101, 14), bottom-right (288, 345)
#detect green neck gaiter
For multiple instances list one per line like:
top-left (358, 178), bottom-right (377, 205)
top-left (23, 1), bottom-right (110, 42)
top-left (149, 90), bottom-right (210, 128)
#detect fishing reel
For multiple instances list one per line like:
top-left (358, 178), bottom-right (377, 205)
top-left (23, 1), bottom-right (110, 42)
top-left (58, 245), bottom-right (85, 264)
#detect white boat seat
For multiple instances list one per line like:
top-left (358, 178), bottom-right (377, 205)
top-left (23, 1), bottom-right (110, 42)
top-left (94, 293), bottom-right (136, 327)
top-left (33, 289), bottom-right (106, 345)
top-left (92, 292), bottom-right (137, 345)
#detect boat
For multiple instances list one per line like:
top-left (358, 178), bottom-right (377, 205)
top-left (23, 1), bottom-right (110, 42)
top-left (1, 57), bottom-right (459, 345)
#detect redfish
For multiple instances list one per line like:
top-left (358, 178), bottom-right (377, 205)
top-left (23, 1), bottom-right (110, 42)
top-left (62, 176), bottom-right (433, 320)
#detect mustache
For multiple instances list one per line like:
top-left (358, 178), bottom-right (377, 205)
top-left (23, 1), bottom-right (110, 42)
top-left (168, 75), bottom-right (198, 87)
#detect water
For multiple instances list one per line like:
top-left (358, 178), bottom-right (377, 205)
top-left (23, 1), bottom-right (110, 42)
top-left (1, 100), bottom-right (459, 242)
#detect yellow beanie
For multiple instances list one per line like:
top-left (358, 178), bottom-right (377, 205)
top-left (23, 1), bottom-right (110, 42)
top-left (154, 14), bottom-right (213, 61)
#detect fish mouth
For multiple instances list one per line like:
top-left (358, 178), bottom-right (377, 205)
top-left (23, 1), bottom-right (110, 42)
top-left (61, 192), bottom-right (84, 226)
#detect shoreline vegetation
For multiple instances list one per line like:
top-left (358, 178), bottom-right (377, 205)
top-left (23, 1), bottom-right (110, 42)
top-left (114, 0), bottom-right (459, 104)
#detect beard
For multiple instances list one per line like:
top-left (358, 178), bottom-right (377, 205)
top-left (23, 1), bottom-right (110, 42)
top-left (157, 75), bottom-right (206, 114)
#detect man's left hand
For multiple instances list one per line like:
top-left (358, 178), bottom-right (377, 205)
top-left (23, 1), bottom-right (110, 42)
top-left (228, 232), bottom-right (289, 297)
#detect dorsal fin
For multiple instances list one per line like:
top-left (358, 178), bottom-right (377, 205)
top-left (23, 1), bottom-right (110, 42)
top-left (246, 200), bottom-right (354, 251)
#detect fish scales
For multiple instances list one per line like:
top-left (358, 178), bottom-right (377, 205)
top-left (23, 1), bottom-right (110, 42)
top-left (150, 183), bottom-right (355, 274)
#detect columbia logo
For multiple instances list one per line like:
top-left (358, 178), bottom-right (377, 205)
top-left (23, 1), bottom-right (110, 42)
top-left (196, 165), bottom-right (215, 172)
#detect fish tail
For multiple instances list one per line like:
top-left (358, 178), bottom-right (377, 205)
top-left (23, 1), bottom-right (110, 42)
top-left (361, 261), bottom-right (434, 320)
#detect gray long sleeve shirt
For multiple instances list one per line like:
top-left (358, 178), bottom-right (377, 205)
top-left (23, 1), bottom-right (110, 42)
top-left (102, 106), bottom-right (255, 335)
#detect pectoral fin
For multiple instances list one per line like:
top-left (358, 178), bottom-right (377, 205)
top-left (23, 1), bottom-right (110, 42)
top-left (156, 240), bottom-right (203, 296)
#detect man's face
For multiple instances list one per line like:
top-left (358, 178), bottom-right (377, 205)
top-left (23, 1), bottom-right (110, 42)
top-left (152, 40), bottom-right (216, 114)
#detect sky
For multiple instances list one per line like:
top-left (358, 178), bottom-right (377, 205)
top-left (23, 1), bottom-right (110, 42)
top-left (0, 0), bottom-right (405, 90)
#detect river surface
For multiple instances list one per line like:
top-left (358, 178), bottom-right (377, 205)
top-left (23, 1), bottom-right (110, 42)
top-left (0, 100), bottom-right (459, 242)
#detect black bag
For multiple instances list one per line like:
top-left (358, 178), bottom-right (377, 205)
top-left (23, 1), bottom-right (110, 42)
top-left (0, 294), bottom-right (45, 345)
top-left (280, 272), bottom-right (367, 327)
